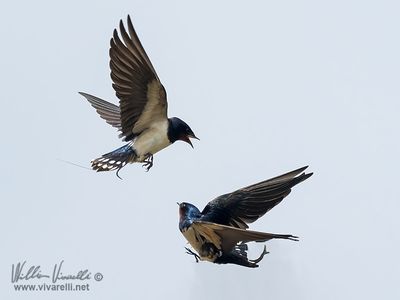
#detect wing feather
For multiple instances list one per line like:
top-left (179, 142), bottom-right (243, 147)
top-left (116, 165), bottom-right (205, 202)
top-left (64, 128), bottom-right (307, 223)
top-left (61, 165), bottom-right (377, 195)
top-left (79, 92), bottom-right (122, 129)
top-left (192, 221), bottom-right (298, 253)
top-left (110, 15), bottom-right (167, 141)
top-left (201, 166), bottom-right (313, 228)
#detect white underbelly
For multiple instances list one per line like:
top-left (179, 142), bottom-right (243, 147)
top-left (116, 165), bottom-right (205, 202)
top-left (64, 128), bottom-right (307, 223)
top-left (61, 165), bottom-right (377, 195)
top-left (133, 121), bottom-right (171, 160)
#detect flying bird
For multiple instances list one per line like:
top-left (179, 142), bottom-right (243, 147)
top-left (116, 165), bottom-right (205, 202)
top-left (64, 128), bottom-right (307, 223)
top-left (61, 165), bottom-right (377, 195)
top-left (80, 15), bottom-right (198, 177)
top-left (178, 166), bottom-right (313, 268)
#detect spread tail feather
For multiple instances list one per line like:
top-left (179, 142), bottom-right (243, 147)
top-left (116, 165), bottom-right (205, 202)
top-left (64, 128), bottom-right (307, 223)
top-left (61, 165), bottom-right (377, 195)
top-left (91, 144), bottom-right (136, 173)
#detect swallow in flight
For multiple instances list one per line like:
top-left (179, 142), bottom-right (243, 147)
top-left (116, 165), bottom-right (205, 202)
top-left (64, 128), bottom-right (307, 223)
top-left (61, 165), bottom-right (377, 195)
top-left (80, 15), bottom-right (198, 177)
top-left (178, 166), bottom-right (313, 268)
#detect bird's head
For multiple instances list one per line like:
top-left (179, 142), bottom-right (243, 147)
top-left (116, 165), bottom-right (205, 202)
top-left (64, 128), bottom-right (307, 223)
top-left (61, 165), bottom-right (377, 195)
top-left (178, 202), bottom-right (201, 219)
top-left (168, 117), bottom-right (199, 148)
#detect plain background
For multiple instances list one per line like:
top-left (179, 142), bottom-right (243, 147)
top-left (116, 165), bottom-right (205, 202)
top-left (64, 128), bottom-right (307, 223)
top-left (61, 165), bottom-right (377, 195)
top-left (1, 1), bottom-right (399, 299)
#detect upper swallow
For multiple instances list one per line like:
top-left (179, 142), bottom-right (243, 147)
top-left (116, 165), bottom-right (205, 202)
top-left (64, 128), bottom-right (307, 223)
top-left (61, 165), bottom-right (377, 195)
top-left (79, 15), bottom-right (198, 177)
top-left (178, 166), bottom-right (313, 268)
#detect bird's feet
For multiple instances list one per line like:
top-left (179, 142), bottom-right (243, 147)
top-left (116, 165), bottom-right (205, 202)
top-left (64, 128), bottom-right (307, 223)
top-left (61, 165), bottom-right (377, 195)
top-left (249, 245), bottom-right (269, 264)
top-left (185, 247), bottom-right (200, 263)
top-left (142, 153), bottom-right (154, 172)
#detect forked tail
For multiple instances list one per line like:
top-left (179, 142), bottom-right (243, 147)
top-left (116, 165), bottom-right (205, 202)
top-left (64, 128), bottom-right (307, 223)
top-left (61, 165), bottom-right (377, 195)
top-left (91, 144), bottom-right (137, 175)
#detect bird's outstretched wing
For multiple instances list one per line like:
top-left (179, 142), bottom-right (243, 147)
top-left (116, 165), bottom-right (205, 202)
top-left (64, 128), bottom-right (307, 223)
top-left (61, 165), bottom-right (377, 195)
top-left (192, 221), bottom-right (297, 253)
top-left (110, 15), bottom-right (168, 141)
top-left (79, 92), bottom-right (122, 130)
top-left (201, 166), bottom-right (313, 229)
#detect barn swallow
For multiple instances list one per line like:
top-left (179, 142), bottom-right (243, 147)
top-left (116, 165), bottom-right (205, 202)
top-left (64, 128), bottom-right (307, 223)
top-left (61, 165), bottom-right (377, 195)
top-left (178, 166), bottom-right (313, 268)
top-left (80, 15), bottom-right (198, 177)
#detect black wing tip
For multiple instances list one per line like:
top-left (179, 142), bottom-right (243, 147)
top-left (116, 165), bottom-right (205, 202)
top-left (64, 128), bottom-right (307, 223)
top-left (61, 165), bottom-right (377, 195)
top-left (113, 28), bottom-right (119, 40)
top-left (284, 171), bottom-right (313, 192)
top-left (127, 14), bottom-right (133, 25)
top-left (293, 166), bottom-right (310, 175)
top-left (292, 166), bottom-right (313, 181)
top-left (297, 171), bottom-right (313, 183)
top-left (302, 172), bottom-right (313, 179)
top-left (116, 15), bottom-right (132, 29)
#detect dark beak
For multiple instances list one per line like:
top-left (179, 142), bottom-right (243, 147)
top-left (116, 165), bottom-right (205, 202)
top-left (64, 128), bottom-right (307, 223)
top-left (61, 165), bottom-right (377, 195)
top-left (189, 134), bottom-right (200, 142)
top-left (181, 134), bottom-right (199, 149)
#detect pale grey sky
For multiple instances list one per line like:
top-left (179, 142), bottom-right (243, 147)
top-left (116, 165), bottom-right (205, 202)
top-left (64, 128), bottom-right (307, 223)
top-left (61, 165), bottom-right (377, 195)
top-left (1, 1), bottom-right (400, 299)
